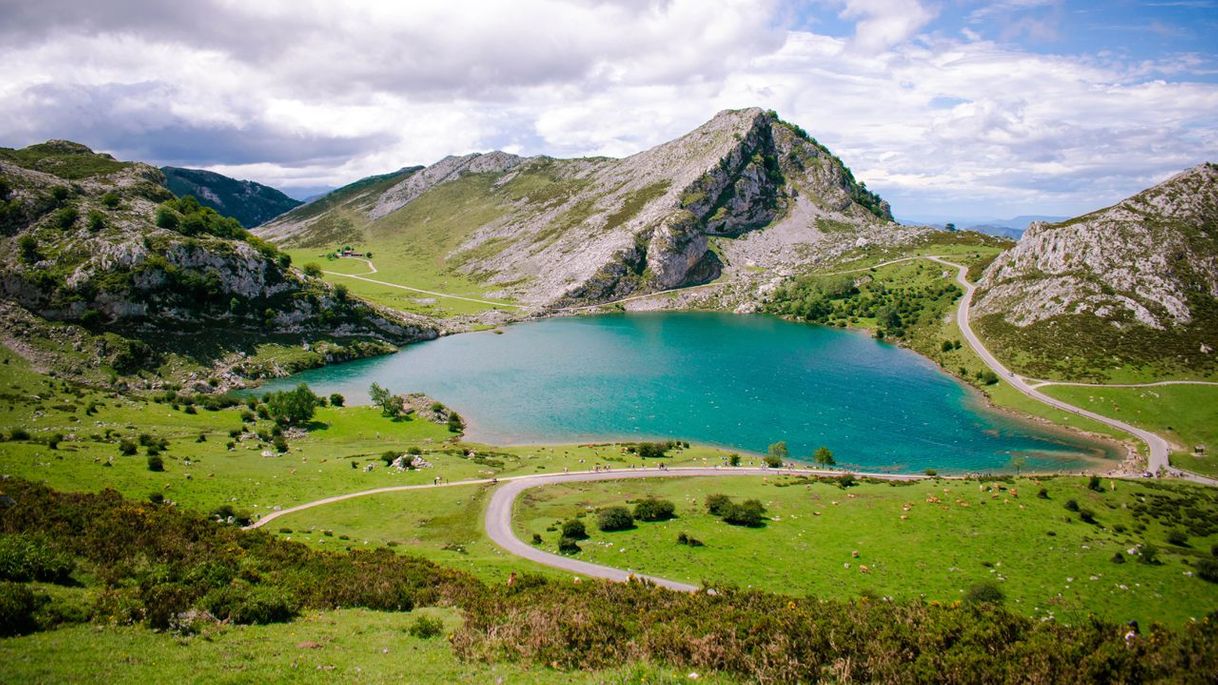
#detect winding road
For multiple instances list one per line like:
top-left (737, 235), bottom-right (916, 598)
top-left (927, 256), bottom-right (1182, 476)
top-left (249, 465), bottom-right (921, 590)
top-left (251, 252), bottom-right (1215, 589)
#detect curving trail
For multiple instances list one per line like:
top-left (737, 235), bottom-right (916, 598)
top-left (925, 257), bottom-right (1183, 477)
top-left (249, 465), bottom-right (921, 590)
top-left (247, 252), bottom-right (1215, 589)
top-left (1028, 379), bottom-right (1218, 390)
top-left (322, 257), bottom-right (527, 310)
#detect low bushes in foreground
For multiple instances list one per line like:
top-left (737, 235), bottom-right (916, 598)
top-left (1, 478), bottom-right (1217, 683)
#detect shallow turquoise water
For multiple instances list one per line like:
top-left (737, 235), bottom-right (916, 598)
top-left (260, 312), bottom-right (1116, 473)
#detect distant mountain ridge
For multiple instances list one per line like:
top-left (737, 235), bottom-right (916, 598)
top-left (260, 108), bottom-right (922, 308)
top-left (161, 166), bottom-right (302, 228)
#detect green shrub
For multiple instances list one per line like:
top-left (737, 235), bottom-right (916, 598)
top-left (86, 209), bottom-right (105, 232)
top-left (202, 583), bottom-right (298, 625)
top-left (154, 206), bottom-right (179, 229)
top-left (146, 455), bottom-right (164, 472)
top-left (303, 262), bottom-right (323, 278)
top-left (329, 393), bottom-right (345, 408)
top-left (633, 497), bottom-right (676, 522)
top-left (1064, 499), bottom-right (1080, 512)
top-left (705, 494), bottom-right (732, 517)
top-left (1197, 558), bottom-right (1218, 583)
top-left (9, 428), bottom-right (30, 441)
top-left (0, 534), bottom-right (75, 583)
top-left (557, 537), bottom-right (582, 554)
top-left (597, 507), bottom-right (634, 532)
top-left (118, 439), bottom-right (137, 456)
top-left (763, 454), bottom-right (783, 468)
top-left (636, 442), bottom-right (670, 459)
top-left (409, 614), bottom-right (444, 639)
top-left (0, 581), bottom-right (39, 637)
top-left (722, 499), bottom-right (767, 527)
top-left (1167, 530), bottom-right (1189, 546)
top-left (561, 519), bottom-right (587, 540)
top-left (964, 581), bottom-right (1005, 605)
top-left (100, 192), bottom-right (121, 208)
top-left (53, 206), bottom-right (78, 229)
top-left (1088, 475), bottom-right (1103, 492)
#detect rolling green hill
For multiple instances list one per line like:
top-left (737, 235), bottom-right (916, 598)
top-left (0, 141), bottom-right (434, 388)
top-left (160, 166), bottom-right (302, 228)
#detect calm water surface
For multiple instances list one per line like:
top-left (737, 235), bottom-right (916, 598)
top-left (261, 312), bottom-right (1116, 473)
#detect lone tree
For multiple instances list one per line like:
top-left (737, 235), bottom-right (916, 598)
top-left (633, 497), bottom-right (676, 522)
top-left (265, 384), bottom-right (320, 426)
top-left (723, 499), bottom-right (767, 527)
top-left (705, 494), bottom-right (733, 517)
top-left (369, 383), bottom-right (404, 418)
top-left (814, 446), bottom-right (835, 466)
top-left (597, 506), bottom-right (634, 532)
top-left (561, 519), bottom-right (588, 540)
top-left (767, 441), bottom-right (789, 461)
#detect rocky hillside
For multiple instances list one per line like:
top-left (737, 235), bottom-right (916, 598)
top-left (260, 108), bottom-right (920, 309)
top-left (0, 141), bottom-right (435, 388)
top-left (161, 166), bottom-right (302, 227)
top-left (973, 163), bottom-right (1218, 379)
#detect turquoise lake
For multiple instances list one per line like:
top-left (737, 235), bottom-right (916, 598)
top-left (260, 312), bottom-right (1117, 473)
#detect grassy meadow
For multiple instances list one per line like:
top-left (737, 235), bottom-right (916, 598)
top-left (514, 474), bottom-right (1218, 627)
top-left (1041, 383), bottom-right (1218, 476)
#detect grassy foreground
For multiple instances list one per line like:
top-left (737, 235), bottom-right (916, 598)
top-left (0, 607), bottom-right (727, 685)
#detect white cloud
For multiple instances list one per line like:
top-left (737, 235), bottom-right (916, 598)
top-left (839, 0), bottom-right (937, 52)
top-left (0, 0), bottom-right (1214, 218)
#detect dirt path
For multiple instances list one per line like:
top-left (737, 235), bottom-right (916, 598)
top-left (322, 257), bottom-right (527, 310)
top-left (1028, 379), bottom-right (1218, 390)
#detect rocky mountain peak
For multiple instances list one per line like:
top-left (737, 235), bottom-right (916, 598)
top-left (370, 150), bottom-right (524, 219)
top-left (971, 160), bottom-right (1217, 377)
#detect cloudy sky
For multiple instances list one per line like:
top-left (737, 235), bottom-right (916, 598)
top-left (1, 0), bottom-right (1216, 221)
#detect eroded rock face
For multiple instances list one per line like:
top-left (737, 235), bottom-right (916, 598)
top-left (0, 149), bottom-right (436, 348)
top-left (974, 163), bottom-right (1218, 331)
top-left (258, 108), bottom-right (905, 309)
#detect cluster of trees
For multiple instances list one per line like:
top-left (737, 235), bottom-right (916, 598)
top-left (556, 497), bottom-right (681, 554)
top-left (369, 383), bottom-right (405, 418)
top-left (154, 195), bottom-right (246, 241)
top-left (627, 441), bottom-right (686, 459)
top-left (763, 442), bottom-right (834, 468)
top-left (766, 272), bottom-right (962, 340)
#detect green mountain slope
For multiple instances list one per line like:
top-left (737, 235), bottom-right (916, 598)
top-left (0, 141), bottom-right (435, 389)
top-left (258, 109), bottom-right (920, 309)
top-left (161, 166), bottom-right (302, 228)
top-left (972, 163), bottom-right (1218, 381)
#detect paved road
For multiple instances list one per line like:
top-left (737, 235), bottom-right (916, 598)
top-left (482, 466), bottom-right (919, 591)
top-left (928, 256), bottom-right (1177, 476)
top-left (248, 465), bottom-right (922, 589)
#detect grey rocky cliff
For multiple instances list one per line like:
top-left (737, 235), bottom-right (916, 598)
top-left (973, 163), bottom-right (1218, 331)
top-left (256, 108), bottom-right (916, 310)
